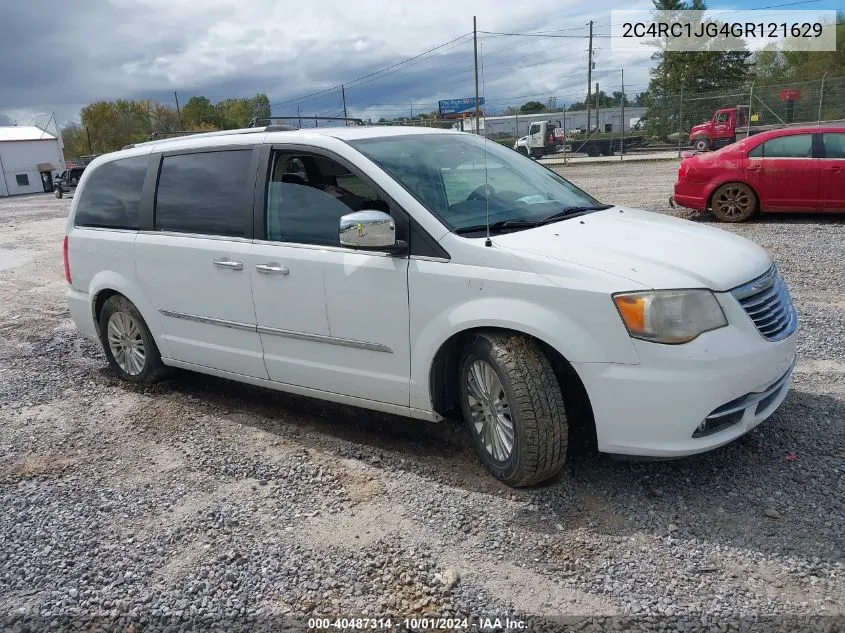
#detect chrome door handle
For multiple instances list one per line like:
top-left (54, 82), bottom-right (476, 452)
top-left (213, 258), bottom-right (243, 270)
top-left (256, 263), bottom-right (290, 275)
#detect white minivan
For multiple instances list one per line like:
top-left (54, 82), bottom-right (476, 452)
top-left (65, 126), bottom-right (798, 486)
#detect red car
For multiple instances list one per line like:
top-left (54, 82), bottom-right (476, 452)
top-left (672, 126), bottom-right (845, 222)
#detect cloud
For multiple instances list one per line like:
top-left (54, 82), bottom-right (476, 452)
top-left (0, 0), bottom-right (654, 125)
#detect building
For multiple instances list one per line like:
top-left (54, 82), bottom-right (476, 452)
top-left (454, 106), bottom-right (648, 138)
top-left (0, 126), bottom-right (64, 197)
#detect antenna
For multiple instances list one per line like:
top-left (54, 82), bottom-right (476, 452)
top-left (481, 42), bottom-right (492, 248)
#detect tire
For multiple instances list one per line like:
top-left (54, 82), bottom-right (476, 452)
top-left (693, 136), bottom-right (710, 152)
top-left (459, 332), bottom-right (568, 487)
top-left (55, 188), bottom-right (62, 199)
top-left (98, 295), bottom-right (167, 383)
top-left (517, 146), bottom-right (528, 156)
top-left (586, 145), bottom-right (600, 157)
top-left (710, 182), bottom-right (757, 222)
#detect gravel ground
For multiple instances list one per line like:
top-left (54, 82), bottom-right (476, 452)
top-left (0, 162), bottom-right (843, 633)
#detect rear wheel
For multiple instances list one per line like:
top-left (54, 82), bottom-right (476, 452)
top-left (711, 182), bottom-right (757, 222)
top-left (98, 295), bottom-right (166, 383)
top-left (459, 332), bottom-right (568, 487)
top-left (55, 188), bottom-right (62, 199)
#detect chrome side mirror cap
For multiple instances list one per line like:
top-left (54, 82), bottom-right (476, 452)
top-left (339, 210), bottom-right (399, 251)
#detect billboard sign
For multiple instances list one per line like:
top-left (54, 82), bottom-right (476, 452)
top-left (438, 97), bottom-right (485, 117)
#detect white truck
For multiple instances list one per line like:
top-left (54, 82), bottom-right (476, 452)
top-left (513, 120), bottom-right (564, 158)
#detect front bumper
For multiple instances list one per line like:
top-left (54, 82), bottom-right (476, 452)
top-left (573, 291), bottom-right (797, 457)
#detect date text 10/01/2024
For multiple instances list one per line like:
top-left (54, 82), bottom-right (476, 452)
top-left (306, 617), bottom-right (528, 630)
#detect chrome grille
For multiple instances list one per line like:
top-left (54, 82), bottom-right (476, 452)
top-left (731, 266), bottom-right (797, 341)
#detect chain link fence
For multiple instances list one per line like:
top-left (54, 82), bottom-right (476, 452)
top-left (645, 74), bottom-right (845, 151)
top-left (267, 75), bottom-right (844, 162)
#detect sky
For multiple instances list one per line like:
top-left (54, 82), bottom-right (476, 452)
top-left (0, 0), bottom-right (839, 131)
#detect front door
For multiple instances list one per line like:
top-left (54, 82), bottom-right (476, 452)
top-left (249, 149), bottom-right (411, 406)
top-left (820, 132), bottom-right (845, 212)
top-left (40, 171), bottom-right (53, 193)
top-left (134, 146), bottom-right (268, 379)
top-left (745, 133), bottom-right (819, 211)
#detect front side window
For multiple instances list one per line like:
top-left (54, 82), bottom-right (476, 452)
top-left (74, 155), bottom-right (149, 229)
top-left (760, 134), bottom-right (813, 158)
top-left (716, 112), bottom-right (730, 123)
top-left (822, 133), bottom-right (845, 159)
top-left (154, 149), bottom-right (253, 237)
top-left (265, 151), bottom-right (387, 246)
top-left (348, 133), bottom-right (602, 234)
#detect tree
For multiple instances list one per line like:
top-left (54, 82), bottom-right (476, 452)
top-left (181, 96), bottom-right (219, 129)
top-left (644, 0), bottom-right (752, 139)
top-left (60, 122), bottom-right (90, 160)
top-left (519, 101), bottom-right (546, 113)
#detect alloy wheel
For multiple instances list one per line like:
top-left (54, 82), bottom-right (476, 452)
top-left (466, 359), bottom-right (514, 462)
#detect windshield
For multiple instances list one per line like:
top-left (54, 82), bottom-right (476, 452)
top-left (348, 133), bottom-right (604, 234)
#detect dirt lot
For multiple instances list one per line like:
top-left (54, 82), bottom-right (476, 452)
top-left (1, 160), bottom-right (843, 632)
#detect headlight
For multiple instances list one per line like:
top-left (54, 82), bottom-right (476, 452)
top-left (613, 290), bottom-right (727, 344)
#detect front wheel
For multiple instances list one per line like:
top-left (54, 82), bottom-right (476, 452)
top-left (55, 188), bottom-right (63, 199)
top-left (711, 182), bottom-right (757, 222)
top-left (692, 136), bottom-right (710, 152)
top-left (459, 332), bottom-right (568, 487)
top-left (98, 295), bottom-right (167, 383)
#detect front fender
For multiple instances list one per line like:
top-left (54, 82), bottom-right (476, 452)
top-left (409, 293), bottom-right (640, 411)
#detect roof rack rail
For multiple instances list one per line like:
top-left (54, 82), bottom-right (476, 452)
top-left (148, 130), bottom-right (212, 140)
top-left (120, 125), bottom-right (298, 150)
top-left (249, 116), bottom-right (366, 127)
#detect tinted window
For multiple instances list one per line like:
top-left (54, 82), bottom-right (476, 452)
top-left (155, 150), bottom-right (252, 237)
top-left (265, 152), bottom-right (388, 246)
top-left (822, 133), bottom-right (845, 159)
top-left (761, 134), bottom-right (812, 158)
top-left (74, 155), bottom-right (149, 229)
top-left (748, 143), bottom-right (763, 158)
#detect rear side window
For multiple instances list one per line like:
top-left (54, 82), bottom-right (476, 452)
top-left (74, 155), bottom-right (149, 229)
top-left (758, 134), bottom-right (813, 158)
top-left (154, 150), bottom-right (253, 237)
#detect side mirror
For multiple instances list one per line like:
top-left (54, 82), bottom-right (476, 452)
top-left (339, 210), bottom-right (400, 251)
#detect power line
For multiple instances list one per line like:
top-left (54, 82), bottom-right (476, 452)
top-left (268, 32), bottom-right (471, 109)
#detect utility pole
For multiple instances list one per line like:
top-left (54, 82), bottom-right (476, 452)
top-left (596, 82), bottom-right (600, 133)
top-left (586, 20), bottom-right (594, 134)
top-left (86, 126), bottom-right (93, 155)
top-left (473, 16), bottom-right (481, 134)
top-left (174, 91), bottom-right (183, 130)
top-left (297, 105), bottom-right (301, 129)
top-left (620, 69), bottom-right (625, 160)
top-left (341, 85), bottom-right (348, 120)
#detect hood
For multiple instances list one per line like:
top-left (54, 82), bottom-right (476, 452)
top-left (689, 121), bottom-right (711, 137)
top-left (491, 207), bottom-right (773, 292)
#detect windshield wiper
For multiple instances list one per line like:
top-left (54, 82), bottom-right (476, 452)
top-left (454, 206), bottom-right (613, 235)
top-left (453, 219), bottom-right (540, 235)
top-left (538, 204), bottom-right (613, 225)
